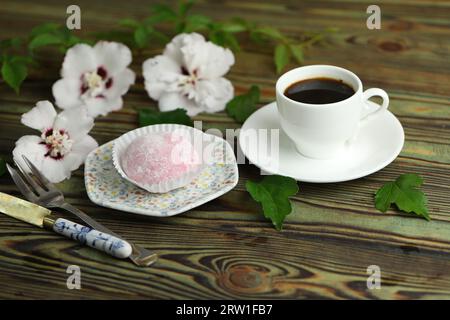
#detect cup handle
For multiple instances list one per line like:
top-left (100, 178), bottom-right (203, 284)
top-left (346, 88), bottom-right (389, 146)
top-left (361, 88), bottom-right (389, 121)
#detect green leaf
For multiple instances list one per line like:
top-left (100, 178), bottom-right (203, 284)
top-left (134, 26), bottom-right (150, 48)
top-left (175, 21), bottom-right (187, 34)
top-left (152, 3), bottom-right (176, 14)
top-left (179, 0), bottom-right (195, 16)
top-left (249, 30), bottom-right (264, 44)
top-left (151, 4), bottom-right (177, 22)
top-left (65, 35), bottom-right (83, 48)
top-left (30, 23), bottom-right (60, 37)
top-left (246, 175), bottom-right (299, 230)
top-left (375, 173), bottom-right (429, 220)
top-left (254, 26), bottom-right (285, 41)
top-left (9, 55), bottom-right (34, 64)
top-left (119, 18), bottom-right (140, 28)
top-left (151, 30), bottom-right (170, 44)
top-left (0, 158), bottom-right (5, 176)
top-left (0, 38), bottom-right (22, 52)
top-left (209, 30), bottom-right (226, 46)
top-left (185, 14), bottom-right (212, 32)
top-left (1, 56), bottom-right (28, 93)
top-left (289, 44), bottom-right (304, 64)
top-left (138, 108), bottom-right (193, 127)
top-left (27, 23), bottom-right (82, 53)
top-left (28, 33), bottom-right (63, 51)
top-left (222, 32), bottom-right (240, 52)
top-left (226, 85), bottom-right (260, 123)
top-left (220, 21), bottom-right (247, 33)
top-left (274, 43), bottom-right (290, 73)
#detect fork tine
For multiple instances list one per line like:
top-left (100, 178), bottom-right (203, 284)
top-left (6, 163), bottom-right (39, 202)
top-left (13, 158), bottom-right (46, 194)
top-left (22, 155), bottom-right (56, 191)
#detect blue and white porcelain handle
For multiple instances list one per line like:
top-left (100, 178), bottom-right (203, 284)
top-left (49, 218), bottom-right (132, 259)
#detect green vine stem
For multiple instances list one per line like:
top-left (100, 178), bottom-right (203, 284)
top-left (0, 0), bottom-right (336, 93)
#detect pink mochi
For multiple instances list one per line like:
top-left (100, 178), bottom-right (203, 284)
top-left (121, 132), bottom-right (200, 187)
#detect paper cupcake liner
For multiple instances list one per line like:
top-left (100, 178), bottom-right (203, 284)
top-left (112, 124), bottom-right (206, 193)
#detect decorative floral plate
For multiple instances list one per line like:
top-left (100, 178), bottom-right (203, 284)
top-left (84, 134), bottom-right (239, 217)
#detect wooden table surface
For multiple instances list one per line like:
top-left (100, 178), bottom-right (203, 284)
top-left (0, 0), bottom-right (449, 300)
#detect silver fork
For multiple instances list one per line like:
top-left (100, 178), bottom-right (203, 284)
top-left (6, 156), bottom-right (158, 267)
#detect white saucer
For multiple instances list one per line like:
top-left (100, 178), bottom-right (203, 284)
top-left (239, 101), bottom-right (404, 183)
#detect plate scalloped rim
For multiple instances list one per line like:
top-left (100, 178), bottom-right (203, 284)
top-left (84, 132), bottom-right (239, 217)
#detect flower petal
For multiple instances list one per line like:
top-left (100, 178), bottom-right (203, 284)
top-left (158, 92), bottom-right (202, 116)
top-left (12, 133), bottom-right (98, 184)
top-left (72, 135), bottom-right (98, 158)
top-left (195, 77), bottom-right (234, 113)
top-left (13, 135), bottom-right (47, 170)
top-left (143, 55), bottom-right (181, 100)
top-left (105, 68), bottom-right (135, 101)
top-left (83, 96), bottom-right (124, 117)
top-left (93, 41), bottom-right (132, 76)
top-left (53, 107), bottom-right (94, 141)
top-left (164, 33), bottom-right (205, 66)
top-left (21, 101), bottom-right (57, 131)
top-left (41, 157), bottom-right (71, 183)
top-left (181, 37), bottom-right (235, 79)
top-left (144, 33), bottom-right (234, 117)
top-left (63, 135), bottom-right (98, 171)
top-left (52, 78), bottom-right (83, 110)
top-left (11, 135), bottom-right (69, 183)
top-left (61, 44), bottom-right (96, 79)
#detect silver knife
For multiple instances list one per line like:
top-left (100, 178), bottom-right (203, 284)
top-left (0, 192), bottom-right (132, 259)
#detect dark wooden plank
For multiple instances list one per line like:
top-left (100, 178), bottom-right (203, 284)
top-left (0, 0), bottom-right (449, 299)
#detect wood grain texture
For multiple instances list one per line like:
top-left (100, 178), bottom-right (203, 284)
top-left (0, 0), bottom-right (449, 299)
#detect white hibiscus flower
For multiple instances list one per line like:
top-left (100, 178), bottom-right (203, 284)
top-left (12, 101), bottom-right (98, 183)
top-left (142, 33), bottom-right (235, 116)
top-left (52, 41), bottom-right (136, 118)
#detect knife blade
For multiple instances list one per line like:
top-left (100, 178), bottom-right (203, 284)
top-left (0, 192), bottom-right (132, 259)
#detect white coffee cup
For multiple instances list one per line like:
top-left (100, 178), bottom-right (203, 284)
top-left (276, 65), bottom-right (389, 159)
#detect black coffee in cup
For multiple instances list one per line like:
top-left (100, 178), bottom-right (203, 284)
top-left (284, 77), bottom-right (355, 104)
